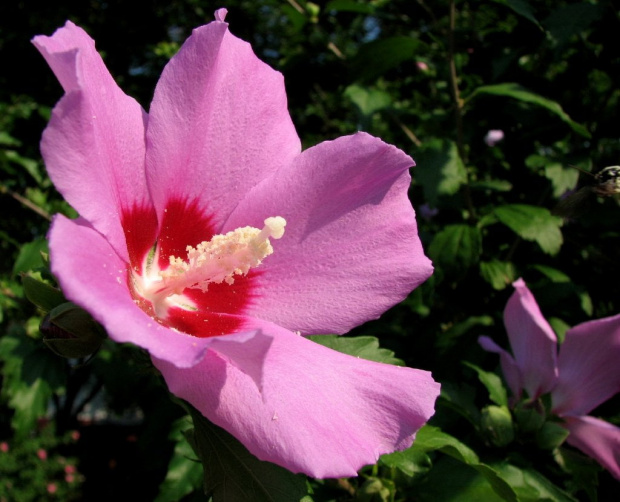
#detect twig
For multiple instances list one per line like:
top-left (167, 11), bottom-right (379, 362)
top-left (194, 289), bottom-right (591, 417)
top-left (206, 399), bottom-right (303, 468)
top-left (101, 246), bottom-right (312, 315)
top-left (394, 116), bottom-right (423, 147)
top-left (0, 185), bottom-right (52, 221)
top-left (327, 41), bottom-right (345, 60)
top-left (286, 0), bottom-right (305, 14)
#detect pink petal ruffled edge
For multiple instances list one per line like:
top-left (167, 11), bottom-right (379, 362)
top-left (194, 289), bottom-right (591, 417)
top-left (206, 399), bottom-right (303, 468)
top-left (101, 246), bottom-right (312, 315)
top-left (226, 132), bottom-right (432, 335)
top-left (153, 318), bottom-right (440, 478)
top-left (33, 22), bottom-right (152, 263)
top-left (145, 11), bottom-right (300, 235)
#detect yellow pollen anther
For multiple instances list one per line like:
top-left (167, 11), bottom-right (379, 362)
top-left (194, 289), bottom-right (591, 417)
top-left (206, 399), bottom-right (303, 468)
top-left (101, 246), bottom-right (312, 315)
top-left (140, 217), bottom-right (286, 316)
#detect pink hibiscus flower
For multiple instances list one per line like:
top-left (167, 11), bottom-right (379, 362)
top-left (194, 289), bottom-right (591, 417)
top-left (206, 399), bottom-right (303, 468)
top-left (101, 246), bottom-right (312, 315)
top-left (479, 279), bottom-right (620, 479)
top-left (33, 9), bottom-right (439, 478)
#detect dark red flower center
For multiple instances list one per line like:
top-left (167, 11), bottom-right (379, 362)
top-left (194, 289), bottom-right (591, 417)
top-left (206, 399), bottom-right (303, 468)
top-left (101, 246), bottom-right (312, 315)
top-left (121, 198), bottom-right (281, 338)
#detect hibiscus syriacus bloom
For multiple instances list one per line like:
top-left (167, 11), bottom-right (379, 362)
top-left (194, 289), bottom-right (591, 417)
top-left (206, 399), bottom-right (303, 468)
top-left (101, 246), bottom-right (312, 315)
top-left (33, 9), bottom-right (440, 477)
top-left (479, 279), bottom-right (620, 479)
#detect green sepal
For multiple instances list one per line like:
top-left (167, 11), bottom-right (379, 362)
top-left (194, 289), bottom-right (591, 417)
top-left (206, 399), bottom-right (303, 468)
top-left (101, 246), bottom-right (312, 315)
top-left (540, 393), bottom-right (554, 415)
top-left (513, 401), bottom-right (546, 434)
top-left (536, 421), bottom-right (570, 450)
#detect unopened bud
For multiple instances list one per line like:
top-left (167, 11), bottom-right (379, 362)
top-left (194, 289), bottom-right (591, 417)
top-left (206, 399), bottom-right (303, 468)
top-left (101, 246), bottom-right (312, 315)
top-left (481, 405), bottom-right (514, 447)
top-left (358, 477), bottom-right (392, 502)
top-left (40, 302), bottom-right (106, 358)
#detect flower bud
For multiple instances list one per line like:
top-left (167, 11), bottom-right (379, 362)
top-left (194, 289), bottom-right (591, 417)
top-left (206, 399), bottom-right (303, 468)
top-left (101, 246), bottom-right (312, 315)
top-left (306, 2), bottom-right (320, 21)
top-left (481, 405), bottom-right (514, 447)
top-left (40, 302), bottom-right (106, 358)
top-left (358, 477), bottom-right (392, 502)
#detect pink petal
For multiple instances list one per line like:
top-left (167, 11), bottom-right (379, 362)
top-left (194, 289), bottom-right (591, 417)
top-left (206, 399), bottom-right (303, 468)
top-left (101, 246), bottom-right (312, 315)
top-left (563, 415), bottom-right (620, 479)
top-left (478, 336), bottom-right (523, 399)
top-left (552, 313), bottom-right (620, 415)
top-left (49, 214), bottom-right (215, 368)
top-left (145, 17), bottom-right (300, 234)
top-left (225, 132), bottom-right (432, 335)
top-left (33, 22), bottom-right (153, 262)
top-left (214, 8), bottom-right (228, 22)
top-left (503, 279), bottom-right (558, 399)
top-left (153, 319), bottom-right (440, 478)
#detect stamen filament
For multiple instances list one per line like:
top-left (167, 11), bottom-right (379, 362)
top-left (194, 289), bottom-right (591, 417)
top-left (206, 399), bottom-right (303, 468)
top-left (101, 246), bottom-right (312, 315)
top-left (140, 217), bottom-right (286, 316)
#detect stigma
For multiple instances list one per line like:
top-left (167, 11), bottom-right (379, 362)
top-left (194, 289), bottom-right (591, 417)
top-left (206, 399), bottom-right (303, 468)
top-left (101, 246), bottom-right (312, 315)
top-left (140, 217), bottom-right (286, 316)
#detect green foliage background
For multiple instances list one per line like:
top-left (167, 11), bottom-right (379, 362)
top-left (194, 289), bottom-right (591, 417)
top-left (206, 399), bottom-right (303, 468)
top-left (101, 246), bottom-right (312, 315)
top-left (1, 0), bottom-right (619, 500)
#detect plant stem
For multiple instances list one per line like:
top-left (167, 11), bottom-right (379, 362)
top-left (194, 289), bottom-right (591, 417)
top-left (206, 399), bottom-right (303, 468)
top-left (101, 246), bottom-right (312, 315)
top-left (0, 185), bottom-right (52, 221)
top-left (447, 0), bottom-right (477, 221)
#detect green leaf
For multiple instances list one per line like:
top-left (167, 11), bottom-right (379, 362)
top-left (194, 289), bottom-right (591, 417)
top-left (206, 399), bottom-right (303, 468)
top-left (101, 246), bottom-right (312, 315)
top-left (429, 224), bottom-right (482, 271)
top-left (530, 264), bottom-right (570, 283)
top-left (414, 456), bottom-right (507, 502)
top-left (544, 3), bottom-right (603, 47)
top-left (0, 333), bottom-right (66, 438)
top-left (155, 418), bottom-right (204, 502)
top-left (547, 317), bottom-right (570, 345)
top-left (412, 426), bottom-right (480, 465)
top-left (0, 131), bottom-right (21, 146)
top-left (412, 427), bottom-right (518, 501)
top-left (464, 362), bottom-right (508, 407)
top-left (344, 84), bottom-right (392, 117)
top-left (186, 407), bottom-right (309, 502)
top-left (307, 335), bottom-right (403, 365)
top-left (3, 150), bottom-right (44, 184)
top-left (7, 379), bottom-right (51, 435)
top-left (22, 275), bottom-right (65, 312)
top-left (494, 204), bottom-right (563, 255)
top-left (491, 0), bottom-right (542, 29)
top-left (281, 4), bottom-right (307, 32)
top-left (414, 138), bottom-right (468, 206)
top-left (554, 447), bottom-right (600, 501)
top-left (439, 382), bottom-right (482, 427)
top-left (351, 37), bottom-right (420, 82)
top-left (12, 237), bottom-right (48, 275)
top-left (480, 260), bottom-right (516, 290)
top-left (529, 267), bottom-right (592, 317)
top-left (470, 179), bottom-right (513, 192)
top-left (544, 163), bottom-right (579, 198)
top-left (467, 83), bottom-right (590, 138)
top-left (578, 291), bottom-right (593, 317)
top-left (491, 462), bottom-right (578, 502)
top-left (379, 447), bottom-right (431, 477)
